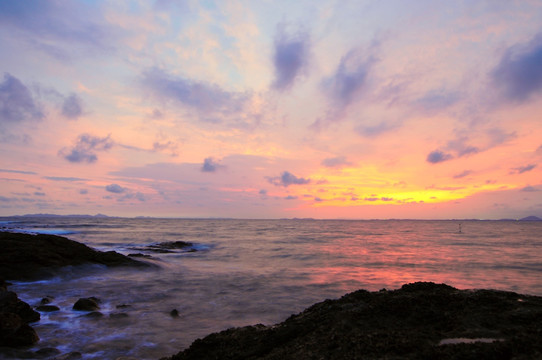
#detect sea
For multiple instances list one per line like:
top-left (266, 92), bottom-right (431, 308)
top-left (1, 217), bottom-right (541, 359)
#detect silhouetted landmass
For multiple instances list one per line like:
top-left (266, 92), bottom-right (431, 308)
top-left (519, 216), bottom-right (542, 221)
top-left (0, 232), bottom-right (149, 281)
top-left (163, 282), bottom-right (542, 360)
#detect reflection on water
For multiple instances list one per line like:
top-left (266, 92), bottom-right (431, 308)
top-left (2, 218), bottom-right (542, 359)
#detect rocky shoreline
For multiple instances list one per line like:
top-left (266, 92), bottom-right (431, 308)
top-left (162, 282), bottom-right (542, 360)
top-left (2, 232), bottom-right (542, 359)
top-left (0, 231), bottom-right (150, 357)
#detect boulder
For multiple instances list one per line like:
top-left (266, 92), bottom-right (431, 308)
top-left (0, 232), bottom-right (150, 281)
top-left (73, 298), bottom-right (100, 311)
top-left (36, 305), bottom-right (60, 312)
top-left (0, 312), bottom-right (39, 347)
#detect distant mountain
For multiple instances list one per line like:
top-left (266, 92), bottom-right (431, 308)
top-left (519, 216), bottom-right (542, 221)
top-left (17, 213), bottom-right (110, 218)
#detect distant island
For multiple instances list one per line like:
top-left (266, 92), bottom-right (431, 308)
top-left (519, 216), bottom-right (542, 221)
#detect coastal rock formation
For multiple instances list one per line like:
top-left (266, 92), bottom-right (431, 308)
top-left (0, 232), bottom-right (149, 281)
top-left (73, 297), bottom-right (101, 311)
top-left (163, 282), bottom-right (542, 360)
top-left (0, 281), bottom-right (40, 347)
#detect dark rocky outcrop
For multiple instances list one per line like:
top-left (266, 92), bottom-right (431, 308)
top-left (162, 282), bottom-right (542, 360)
top-left (0, 232), bottom-right (149, 281)
top-left (130, 240), bottom-right (196, 254)
top-left (0, 283), bottom-right (40, 347)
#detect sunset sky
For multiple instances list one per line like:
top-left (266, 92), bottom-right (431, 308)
top-left (1, 0), bottom-right (541, 219)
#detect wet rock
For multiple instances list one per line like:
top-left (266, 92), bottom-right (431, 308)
top-left (0, 290), bottom-right (40, 323)
top-left (82, 311), bottom-right (103, 319)
top-left (163, 282), bottom-right (542, 360)
top-left (54, 351), bottom-right (82, 360)
top-left (109, 312), bottom-right (129, 319)
top-left (0, 232), bottom-right (150, 281)
top-left (130, 240), bottom-right (195, 254)
top-left (0, 312), bottom-right (39, 347)
top-left (128, 253), bottom-right (152, 258)
top-left (170, 309), bottom-right (179, 317)
top-left (116, 304), bottom-right (131, 309)
top-left (34, 347), bottom-right (61, 358)
top-left (73, 298), bottom-right (100, 311)
top-left (36, 305), bottom-right (60, 312)
top-left (40, 296), bottom-right (54, 305)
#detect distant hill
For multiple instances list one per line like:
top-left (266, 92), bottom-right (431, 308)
top-left (519, 216), bottom-right (542, 221)
top-left (16, 213), bottom-right (110, 218)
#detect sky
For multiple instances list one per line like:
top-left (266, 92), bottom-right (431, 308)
top-left (0, 0), bottom-right (542, 219)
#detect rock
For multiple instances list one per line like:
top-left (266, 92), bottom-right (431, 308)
top-left (0, 312), bottom-right (39, 347)
top-left (40, 296), bottom-right (54, 305)
top-left (0, 290), bottom-right (40, 323)
top-left (82, 311), bottom-right (103, 319)
top-left (162, 282), bottom-right (542, 360)
top-left (109, 312), bottom-right (129, 319)
top-left (0, 232), bottom-right (150, 281)
top-left (36, 305), bottom-right (60, 312)
top-left (73, 298), bottom-right (100, 311)
top-left (130, 240), bottom-right (195, 254)
top-left (34, 347), bottom-right (61, 358)
top-left (170, 309), bottom-right (179, 317)
top-left (54, 351), bottom-right (82, 360)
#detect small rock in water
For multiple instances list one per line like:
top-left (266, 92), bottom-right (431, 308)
top-left (34, 347), bottom-right (61, 358)
top-left (116, 304), bottom-right (131, 309)
top-left (73, 297), bottom-right (100, 311)
top-left (36, 305), bottom-right (60, 312)
top-left (40, 296), bottom-right (54, 305)
top-left (83, 311), bottom-right (104, 319)
top-left (170, 309), bottom-right (180, 317)
top-left (110, 312), bottom-right (129, 319)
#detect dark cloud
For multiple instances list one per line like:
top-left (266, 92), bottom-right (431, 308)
top-left (356, 121), bottom-right (398, 137)
top-left (0, 168), bottom-right (37, 175)
top-left (521, 186), bottom-right (539, 192)
top-left (79, 189), bottom-right (88, 195)
top-left (426, 150), bottom-right (453, 164)
top-left (325, 48), bottom-right (376, 108)
top-left (105, 184), bottom-right (125, 194)
top-left (271, 23), bottom-right (310, 91)
top-left (62, 93), bottom-right (83, 119)
top-left (491, 33), bottom-right (542, 103)
top-left (59, 134), bottom-right (114, 163)
top-left (267, 171), bottom-right (310, 187)
top-left (34, 192), bottom-right (45, 196)
top-left (259, 189), bottom-right (268, 195)
top-left (0, 1), bottom-right (112, 60)
top-left (201, 157), bottom-right (222, 173)
top-left (453, 170), bottom-right (472, 179)
top-left (141, 68), bottom-right (249, 116)
top-left (321, 156), bottom-right (351, 168)
top-left (44, 176), bottom-right (86, 182)
top-left (284, 195), bottom-right (298, 200)
top-left (510, 164), bottom-right (537, 174)
top-left (0, 73), bottom-right (43, 124)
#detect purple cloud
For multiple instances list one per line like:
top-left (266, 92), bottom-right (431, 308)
top-left (0, 73), bottom-right (43, 124)
top-left (201, 157), bottom-right (223, 173)
top-left (62, 93), bottom-right (83, 119)
top-left (321, 156), bottom-right (351, 168)
top-left (426, 150), bottom-right (453, 164)
top-left (141, 68), bottom-right (249, 117)
top-left (492, 33), bottom-right (542, 103)
top-left (271, 23), bottom-right (310, 91)
top-left (59, 134), bottom-right (114, 163)
top-left (510, 164), bottom-right (537, 174)
top-left (453, 170), bottom-right (472, 179)
top-left (105, 184), bottom-right (125, 194)
top-left (267, 171), bottom-right (310, 187)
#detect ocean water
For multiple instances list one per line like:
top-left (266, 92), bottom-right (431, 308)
top-left (1, 217), bottom-right (541, 359)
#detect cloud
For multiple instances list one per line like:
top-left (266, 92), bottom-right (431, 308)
top-left (426, 150), bottom-right (453, 164)
top-left (141, 68), bottom-right (249, 117)
top-left (0, 73), bottom-right (43, 124)
top-left (79, 189), bottom-right (88, 195)
top-left (105, 184), bottom-right (126, 194)
top-left (356, 121), bottom-right (399, 137)
top-left (325, 48), bottom-right (376, 108)
top-left (259, 189), bottom-right (268, 196)
top-left (59, 134), bottom-right (114, 163)
top-left (453, 170), bottom-right (472, 179)
top-left (510, 164), bottom-right (537, 174)
top-left (321, 156), bottom-right (351, 168)
top-left (491, 33), bottom-right (542, 103)
top-left (44, 176), bottom-right (86, 182)
top-left (267, 171), bottom-right (310, 187)
top-left (271, 23), bottom-right (310, 91)
top-left (0, 168), bottom-right (37, 175)
top-left (521, 186), bottom-right (539, 192)
top-left (62, 93), bottom-right (83, 119)
top-left (201, 157), bottom-right (223, 172)
top-left (284, 195), bottom-right (298, 200)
